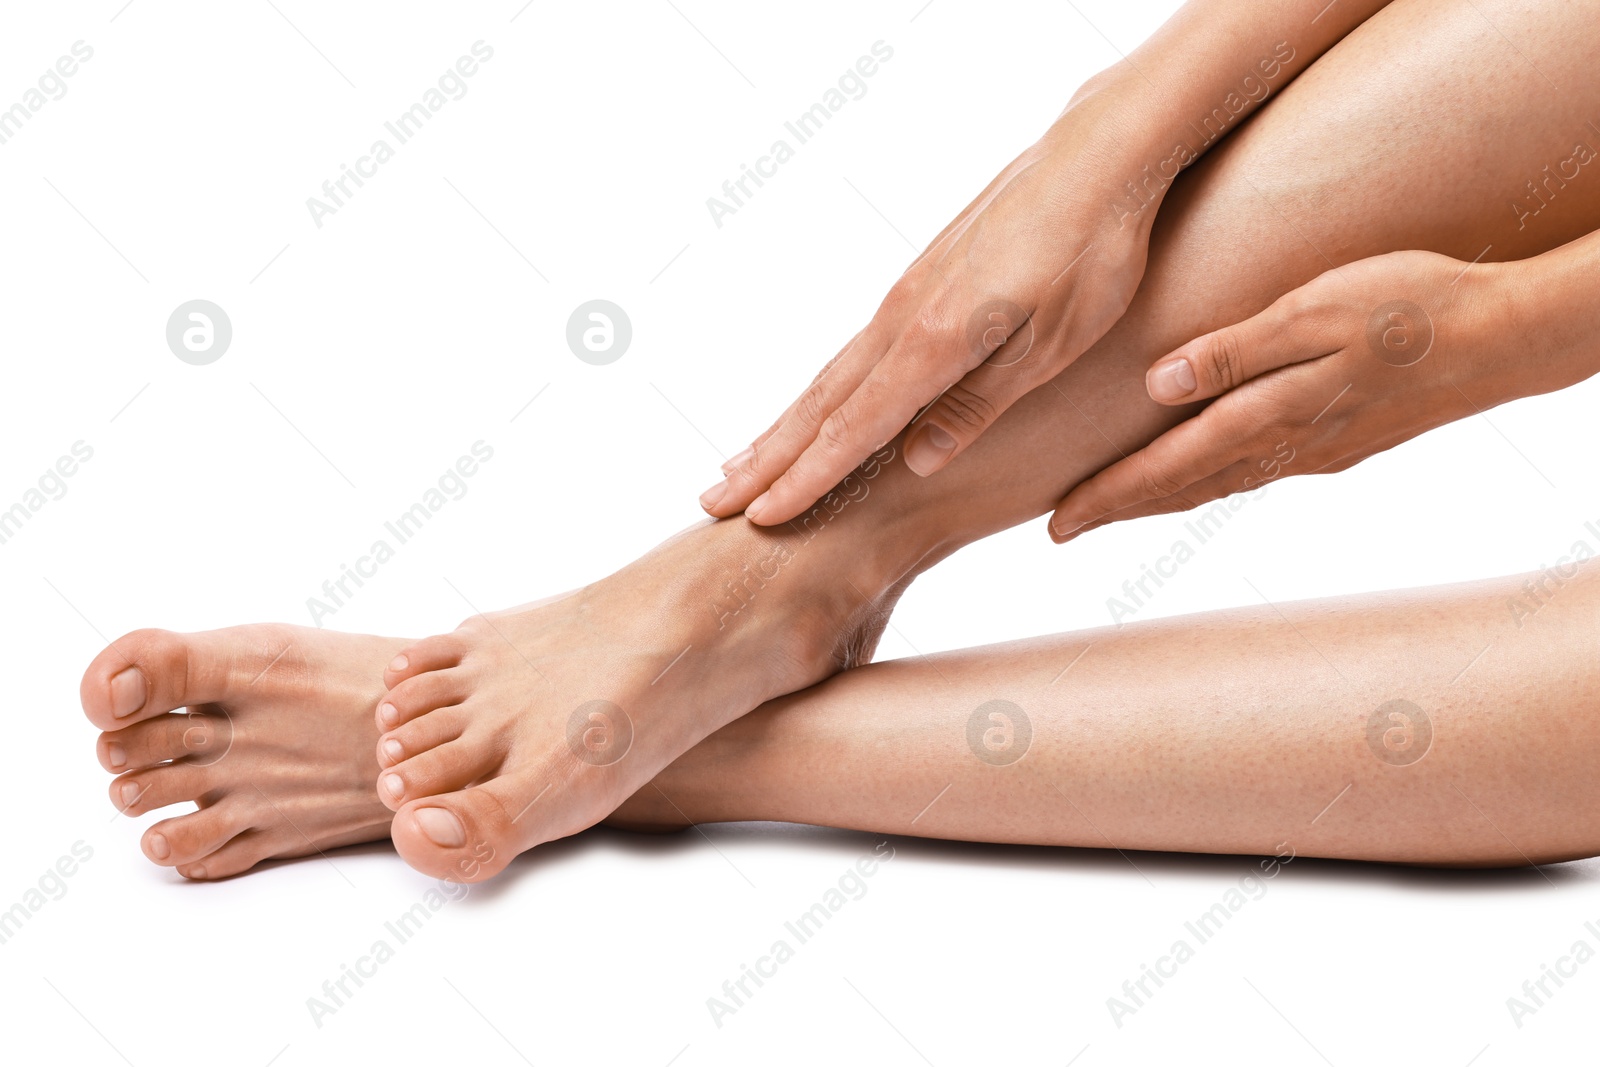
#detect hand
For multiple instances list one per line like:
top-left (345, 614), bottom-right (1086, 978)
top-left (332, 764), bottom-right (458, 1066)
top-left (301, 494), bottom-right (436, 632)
top-left (701, 103), bottom-right (1156, 526)
top-left (1048, 249), bottom-right (1534, 542)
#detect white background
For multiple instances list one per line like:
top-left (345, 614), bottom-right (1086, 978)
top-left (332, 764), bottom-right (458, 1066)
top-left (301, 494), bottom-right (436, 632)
top-left (3, 1), bottom-right (1598, 1064)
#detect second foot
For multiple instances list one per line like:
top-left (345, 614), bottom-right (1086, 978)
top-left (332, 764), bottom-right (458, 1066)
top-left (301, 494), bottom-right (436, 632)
top-left (82, 624), bottom-right (406, 879)
top-left (374, 520), bottom-right (903, 882)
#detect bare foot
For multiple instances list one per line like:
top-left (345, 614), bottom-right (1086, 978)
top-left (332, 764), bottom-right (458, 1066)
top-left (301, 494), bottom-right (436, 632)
top-left (375, 516), bottom-right (903, 882)
top-left (81, 625), bottom-right (405, 880)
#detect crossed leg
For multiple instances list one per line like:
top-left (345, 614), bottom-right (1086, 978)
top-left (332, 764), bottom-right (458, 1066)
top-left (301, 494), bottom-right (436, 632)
top-left (81, 0), bottom-right (1600, 878)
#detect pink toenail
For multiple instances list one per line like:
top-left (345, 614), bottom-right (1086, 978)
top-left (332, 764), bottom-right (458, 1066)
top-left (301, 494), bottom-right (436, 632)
top-left (147, 832), bottom-right (170, 860)
top-left (414, 807), bottom-right (466, 848)
top-left (107, 743), bottom-right (126, 769)
top-left (389, 654), bottom-right (409, 673)
top-left (120, 783), bottom-right (140, 807)
top-left (382, 739), bottom-right (404, 764)
top-left (110, 667), bottom-right (146, 718)
top-left (378, 702), bottom-right (399, 727)
top-left (382, 773), bottom-right (405, 799)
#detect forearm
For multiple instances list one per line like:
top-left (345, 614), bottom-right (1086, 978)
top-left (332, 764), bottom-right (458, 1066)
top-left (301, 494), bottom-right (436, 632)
top-left (1494, 226), bottom-right (1600, 397)
top-left (1056, 0), bottom-right (1393, 231)
top-left (653, 564), bottom-right (1600, 866)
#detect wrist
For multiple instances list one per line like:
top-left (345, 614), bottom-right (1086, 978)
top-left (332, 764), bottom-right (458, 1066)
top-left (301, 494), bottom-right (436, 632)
top-left (1048, 71), bottom-right (1181, 237)
top-left (1474, 248), bottom-right (1598, 399)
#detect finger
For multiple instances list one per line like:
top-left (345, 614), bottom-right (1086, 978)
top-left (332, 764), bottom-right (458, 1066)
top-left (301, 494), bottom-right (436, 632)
top-left (703, 324), bottom-right (897, 518)
top-left (1145, 292), bottom-right (1340, 405)
top-left (1054, 459), bottom-right (1264, 542)
top-left (719, 340), bottom-right (857, 476)
top-left (746, 305), bottom-right (984, 524)
top-left (901, 310), bottom-right (1044, 477)
top-left (1048, 403), bottom-right (1259, 539)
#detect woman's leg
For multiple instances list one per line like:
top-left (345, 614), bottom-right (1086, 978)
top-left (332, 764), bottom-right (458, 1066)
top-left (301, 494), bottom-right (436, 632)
top-left (82, 0), bottom-right (1600, 880)
top-left (370, 0), bottom-right (1600, 881)
top-left (623, 563), bottom-right (1600, 867)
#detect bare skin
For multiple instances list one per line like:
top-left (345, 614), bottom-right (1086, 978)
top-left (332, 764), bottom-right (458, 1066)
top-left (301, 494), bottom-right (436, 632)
top-left (83, 0), bottom-right (1600, 879)
top-left (81, 628), bottom-right (405, 880)
top-left (614, 564), bottom-right (1600, 867)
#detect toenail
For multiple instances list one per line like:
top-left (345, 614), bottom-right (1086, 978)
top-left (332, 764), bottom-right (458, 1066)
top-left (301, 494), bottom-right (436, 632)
top-left (119, 782), bottom-right (141, 808)
top-left (389, 654), bottom-right (409, 673)
top-left (379, 702), bottom-right (399, 727)
top-left (147, 832), bottom-right (170, 860)
top-left (414, 807), bottom-right (466, 848)
top-left (109, 667), bottom-right (147, 718)
top-left (699, 479), bottom-right (728, 510)
top-left (382, 773), bottom-right (405, 799)
top-left (107, 743), bottom-right (126, 769)
top-left (382, 739), bottom-right (404, 764)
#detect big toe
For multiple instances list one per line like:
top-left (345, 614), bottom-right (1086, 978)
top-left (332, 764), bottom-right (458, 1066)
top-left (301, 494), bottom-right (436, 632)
top-left (80, 625), bottom-right (295, 731)
top-left (392, 787), bottom-right (521, 884)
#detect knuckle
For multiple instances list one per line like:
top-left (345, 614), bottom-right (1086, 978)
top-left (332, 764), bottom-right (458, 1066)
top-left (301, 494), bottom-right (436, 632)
top-left (1200, 330), bottom-right (1246, 392)
top-left (816, 407), bottom-right (856, 456)
top-left (934, 384), bottom-right (998, 436)
top-left (792, 382), bottom-right (831, 433)
top-left (1135, 458), bottom-right (1185, 500)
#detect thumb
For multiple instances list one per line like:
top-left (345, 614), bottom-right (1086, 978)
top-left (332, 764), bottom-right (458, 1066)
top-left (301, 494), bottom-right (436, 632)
top-left (1146, 292), bottom-right (1334, 404)
top-left (902, 354), bottom-right (1040, 477)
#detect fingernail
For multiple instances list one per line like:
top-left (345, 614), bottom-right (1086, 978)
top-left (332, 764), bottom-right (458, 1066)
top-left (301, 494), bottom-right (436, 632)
top-left (905, 424), bottom-right (956, 477)
top-left (415, 807), bottom-right (466, 848)
top-left (744, 492), bottom-right (769, 523)
top-left (110, 667), bottom-right (146, 718)
top-left (378, 702), bottom-right (399, 727)
top-left (120, 782), bottom-right (141, 808)
top-left (107, 743), bottom-right (126, 770)
top-left (382, 773), bottom-right (405, 799)
top-left (187, 864), bottom-right (206, 879)
top-left (721, 447), bottom-right (753, 474)
top-left (147, 832), bottom-right (170, 860)
top-left (1148, 358), bottom-right (1197, 402)
top-left (382, 739), bottom-right (404, 764)
top-left (388, 654), bottom-right (409, 673)
top-left (699, 479), bottom-right (728, 511)
top-left (1051, 517), bottom-right (1085, 540)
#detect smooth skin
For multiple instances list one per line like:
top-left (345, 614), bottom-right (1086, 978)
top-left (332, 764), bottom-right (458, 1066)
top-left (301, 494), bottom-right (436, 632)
top-left (617, 563), bottom-right (1600, 867)
top-left (82, 0), bottom-right (1600, 879)
top-left (1051, 231), bottom-right (1600, 540)
top-left (701, 0), bottom-right (1396, 526)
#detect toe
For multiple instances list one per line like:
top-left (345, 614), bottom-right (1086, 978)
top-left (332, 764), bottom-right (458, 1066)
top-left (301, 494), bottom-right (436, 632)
top-left (378, 706), bottom-right (466, 769)
top-left (98, 711), bottom-right (230, 773)
top-left (80, 625), bottom-right (297, 731)
top-left (376, 667), bottom-right (471, 731)
top-left (176, 830), bottom-right (281, 881)
top-left (392, 786), bottom-right (520, 883)
top-left (109, 763), bottom-right (214, 817)
top-left (144, 800), bottom-right (253, 867)
top-left (383, 633), bottom-right (465, 688)
top-left (379, 737), bottom-right (496, 811)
